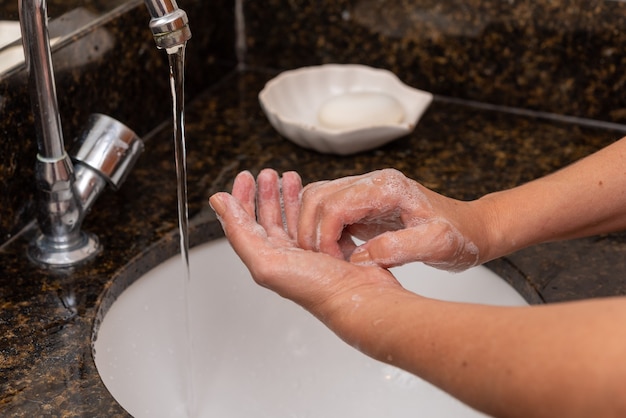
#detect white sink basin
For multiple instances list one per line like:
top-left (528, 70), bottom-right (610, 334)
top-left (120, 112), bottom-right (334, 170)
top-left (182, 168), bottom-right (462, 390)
top-left (94, 238), bottom-right (527, 417)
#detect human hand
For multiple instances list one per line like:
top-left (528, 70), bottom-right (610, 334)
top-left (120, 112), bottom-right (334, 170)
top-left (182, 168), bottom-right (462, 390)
top-left (297, 169), bottom-right (483, 272)
top-left (208, 169), bottom-right (403, 320)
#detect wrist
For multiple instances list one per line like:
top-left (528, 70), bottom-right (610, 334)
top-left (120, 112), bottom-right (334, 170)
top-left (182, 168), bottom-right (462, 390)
top-left (314, 269), bottom-right (415, 351)
top-left (468, 193), bottom-right (512, 263)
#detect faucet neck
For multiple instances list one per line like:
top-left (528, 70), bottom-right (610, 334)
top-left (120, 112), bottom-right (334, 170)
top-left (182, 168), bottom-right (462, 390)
top-left (18, 0), bottom-right (65, 160)
top-left (144, 0), bottom-right (180, 18)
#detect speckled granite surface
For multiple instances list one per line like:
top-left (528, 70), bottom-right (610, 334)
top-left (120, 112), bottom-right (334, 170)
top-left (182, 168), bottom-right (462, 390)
top-left (244, 0), bottom-right (626, 123)
top-left (2, 0), bottom-right (626, 415)
top-left (2, 69), bottom-right (626, 415)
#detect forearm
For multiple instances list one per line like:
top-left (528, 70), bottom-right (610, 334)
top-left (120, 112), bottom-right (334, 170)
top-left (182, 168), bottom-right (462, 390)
top-left (328, 288), bottom-right (626, 418)
top-left (475, 136), bottom-right (626, 261)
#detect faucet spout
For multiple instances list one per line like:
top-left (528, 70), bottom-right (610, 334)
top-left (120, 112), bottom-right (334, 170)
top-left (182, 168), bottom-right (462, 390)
top-left (144, 0), bottom-right (192, 50)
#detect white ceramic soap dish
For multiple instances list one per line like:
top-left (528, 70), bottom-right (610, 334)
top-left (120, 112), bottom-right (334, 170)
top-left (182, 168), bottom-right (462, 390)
top-left (258, 64), bottom-right (433, 155)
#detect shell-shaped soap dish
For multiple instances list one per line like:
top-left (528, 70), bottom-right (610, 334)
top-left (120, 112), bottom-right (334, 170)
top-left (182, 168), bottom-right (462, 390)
top-left (259, 64), bottom-right (433, 155)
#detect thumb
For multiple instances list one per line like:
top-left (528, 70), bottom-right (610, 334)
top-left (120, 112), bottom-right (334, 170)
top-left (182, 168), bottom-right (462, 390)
top-left (349, 228), bottom-right (423, 269)
top-left (349, 221), bottom-right (477, 271)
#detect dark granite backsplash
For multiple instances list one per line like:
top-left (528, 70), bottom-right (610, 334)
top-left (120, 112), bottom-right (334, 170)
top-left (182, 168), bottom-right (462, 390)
top-left (244, 0), bottom-right (626, 123)
top-left (0, 0), bottom-right (236, 244)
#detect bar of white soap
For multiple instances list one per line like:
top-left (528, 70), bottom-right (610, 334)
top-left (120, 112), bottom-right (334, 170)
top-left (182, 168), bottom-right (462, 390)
top-left (317, 92), bottom-right (405, 130)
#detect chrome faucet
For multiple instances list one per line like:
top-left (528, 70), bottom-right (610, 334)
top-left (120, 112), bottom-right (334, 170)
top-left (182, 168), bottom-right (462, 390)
top-left (19, 0), bottom-right (191, 267)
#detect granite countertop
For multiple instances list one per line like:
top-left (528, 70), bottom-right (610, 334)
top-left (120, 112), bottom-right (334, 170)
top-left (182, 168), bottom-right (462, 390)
top-left (2, 69), bottom-right (626, 415)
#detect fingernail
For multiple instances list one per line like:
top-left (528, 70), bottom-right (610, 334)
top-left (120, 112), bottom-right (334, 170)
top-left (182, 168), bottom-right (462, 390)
top-left (350, 247), bottom-right (373, 265)
top-left (209, 194), bottom-right (226, 215)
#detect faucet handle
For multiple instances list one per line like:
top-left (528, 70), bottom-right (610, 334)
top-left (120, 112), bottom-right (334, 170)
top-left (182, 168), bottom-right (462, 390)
top-left (72, 113), bottom-right (144, 190)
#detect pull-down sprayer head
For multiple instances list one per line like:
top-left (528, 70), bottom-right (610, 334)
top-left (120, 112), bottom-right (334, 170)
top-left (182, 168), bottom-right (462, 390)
top-left (144, 0), bottom-right (192, 49)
